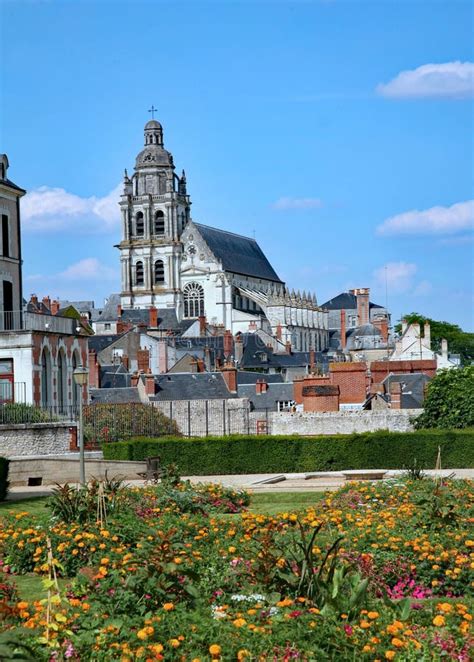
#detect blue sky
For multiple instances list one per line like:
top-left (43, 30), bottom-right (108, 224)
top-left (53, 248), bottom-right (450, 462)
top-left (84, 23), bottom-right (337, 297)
top-left (1, 0), bottom-right (473, 329)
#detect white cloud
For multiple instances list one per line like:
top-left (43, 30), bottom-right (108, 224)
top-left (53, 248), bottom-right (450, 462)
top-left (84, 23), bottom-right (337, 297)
top-left (21, 183), bottom-right (122, 233)
top-left (59, 258), bottom-right (117, 281)
top-left (373, 262), bottom-right (417, 293)
top-left (377, 200), bottom-right (474, 236)
top-left (272, 197), bottom-right (323, 210)
top-left (377, 61), bottom-right (474, 99)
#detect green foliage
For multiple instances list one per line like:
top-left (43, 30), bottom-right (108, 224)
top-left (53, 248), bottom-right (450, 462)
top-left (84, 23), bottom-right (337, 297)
top-left (83, 403), bottom-right (179, 445)
top-left (415, 366), bottom-right (474, 429)
top-left (395, 312), bottom-right (474, 364)
top-left (0, 457), bottom-right (9, 501)
top-left (0, 403), bottom-right (56, 424)
top-left (103, 428), bottom-right (474, 474)
top-left (48, 476), bottom-right (125, 524)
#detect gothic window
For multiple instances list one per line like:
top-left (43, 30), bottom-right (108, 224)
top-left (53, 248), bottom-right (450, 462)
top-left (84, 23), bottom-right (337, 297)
top-left (154, 210), bottom-right (165, 235)
top-left (136, 212), bottom-right (144, 236)
top-left (1, 215), bottom-right (9, 257)
top-left (183, 282), bottom-right (204, 319)
top-left (135, 261), bottom-right (144, 286)
top-left (41, 348), bottom-right (52, 408)
top-left (154, 260), bottom-right (165, 284)
top-left (57, 349), bottom-right (67, 413)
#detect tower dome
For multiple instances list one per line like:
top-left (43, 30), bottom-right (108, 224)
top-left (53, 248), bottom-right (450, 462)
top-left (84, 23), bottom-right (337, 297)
top-left (143, 119), bottom-right (164, 147)
top-left (135, 118), bottom-right (173, 168)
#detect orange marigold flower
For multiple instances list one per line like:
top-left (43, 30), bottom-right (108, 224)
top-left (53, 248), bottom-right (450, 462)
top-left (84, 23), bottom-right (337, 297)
top-left (368, 611), bottom-right (379, 620)
top-left (433, 615), bottom-right (446, 627)
top-left (209, 644), bottom-right (222, 656)
top-left (163, 603), bottom-right (174, 611)
top-left (385, 652), bottom-right (396, 660)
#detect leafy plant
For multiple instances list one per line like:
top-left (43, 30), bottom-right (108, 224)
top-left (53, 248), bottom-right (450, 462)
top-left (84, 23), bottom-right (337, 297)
top-left (415, 366), bottom-right (474, 430)
top-left (402, 458), bottom-right (426, 480)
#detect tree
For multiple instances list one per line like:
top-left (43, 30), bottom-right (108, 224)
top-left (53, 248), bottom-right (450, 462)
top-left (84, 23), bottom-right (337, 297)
top-left (415, 366), bottom-right (474, 429)
top-left (395, 313), bottom-right (474, 365)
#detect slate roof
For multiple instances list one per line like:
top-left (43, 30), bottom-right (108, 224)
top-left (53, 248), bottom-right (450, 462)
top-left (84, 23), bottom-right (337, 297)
top-left (99, 294), bottom-right (121, 321)
top-left (99, 364), bottom-right (131, 389)
top-left (1, 178), bottom-right (25, 193)
top-left (90, 387), bottom-right (141, 404)
top-left (239, 334), bottom-right (328, 372)
top-left (88, 334), bottom-right (124, 353)
top-left (321, 292), bottom-right (384, 310)
top-left (238, 383), bottom-right (294, 411)
top-left (236, 371), bottom-right (284, 385)
top-left (382, 372), bottom-right (431, 409)
top-left (121, 308), bottom-right (182, 331)
top-left (151, 372), bottom-right (237, 401)
top-left (195, 223), bottom-right (283, 283)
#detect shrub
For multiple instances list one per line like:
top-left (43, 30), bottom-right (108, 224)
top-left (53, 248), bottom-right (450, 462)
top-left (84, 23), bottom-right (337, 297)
top-left (0, 403), bottom-right (56, 424)
top-left (103, 429), bottom-right (474, 474)
top-left (415, 366), bottom-right (474, 429)
top-left (83, 403), bottom-right (180, 445)
top-left (0, 457), bottom-right (9, 501)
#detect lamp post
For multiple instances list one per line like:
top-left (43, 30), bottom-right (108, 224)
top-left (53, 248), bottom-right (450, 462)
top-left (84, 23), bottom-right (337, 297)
top-left (73, 366), bottom-right (88, 486)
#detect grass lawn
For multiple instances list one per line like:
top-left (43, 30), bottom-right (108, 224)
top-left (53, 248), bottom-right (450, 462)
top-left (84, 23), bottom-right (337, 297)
top-left (0, 497), bottom-right (49, 518)
top-left (248, 491), bottom-right (324, 515)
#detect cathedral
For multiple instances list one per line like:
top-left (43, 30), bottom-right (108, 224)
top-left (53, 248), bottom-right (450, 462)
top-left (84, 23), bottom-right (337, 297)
top-left (117, 119), bottom-right (329, 352)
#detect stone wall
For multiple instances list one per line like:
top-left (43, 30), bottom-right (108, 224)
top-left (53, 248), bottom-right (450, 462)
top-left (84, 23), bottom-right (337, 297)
top-left (249, 409), bottom-right (420, 436)
top-left (0, 422), bottom-right (75, 457)
top-left (8, 455), bottom-right (145, 486)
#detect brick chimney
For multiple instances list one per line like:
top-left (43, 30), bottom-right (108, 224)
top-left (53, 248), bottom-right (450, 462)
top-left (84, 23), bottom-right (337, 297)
top-left (223, 330), bottom-right (233, 358)
top-left (30, 294), bottom-right (38, 306)
top-left (199, 315), bottom-right (207, 335)
top-left (149, 306), bottom-right (158, 328)
top-left (137, 348), bottom-right (150, 373)
top-left (285, 340), bottom-right (292, 354)
top-left (50, 300), bottom-right (60, 316)
top-left (145, 373), bottom-right (155, 396)
top-left (276, 323), bottom-right (282, 341)
top-left (42, 296), bottom-right (51, 311)
top-left (131, 373), bottom-right (139, 387)
top-left (88, 350), bottom-right (100, 388)
top-left (122, 355), bottom-right (129, 370)
top-left (309, 349), bottom-right (315, 371)
top-left (117, 304), bottom-right (122, 319)
top-left (221, 363), bottom-right (237, 393)
top-left (340, 309), bottom-right (346, 350)
top-left (256, 379), bottom-right (268, 394)
top-left (373, 316), bottom-right (389, 343)
top-left (158, 340), bottom-right (168, 374)
top-left (196, 358), bottom-right (205, 373)
top-left (389, 381), bottom-right (402, 409)
top-left (353, 288), bottom-right (370, 326)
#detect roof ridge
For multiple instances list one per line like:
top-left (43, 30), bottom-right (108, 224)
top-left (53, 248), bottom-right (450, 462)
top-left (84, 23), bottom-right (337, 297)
top-left (194, 222), bottom-right (256, 243)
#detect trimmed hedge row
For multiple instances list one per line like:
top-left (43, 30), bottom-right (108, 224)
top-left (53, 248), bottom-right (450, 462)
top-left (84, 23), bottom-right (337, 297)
top-left (0, 457), bottom-right (9, 501)
top-left (102, 429), bottom-right (474, 475)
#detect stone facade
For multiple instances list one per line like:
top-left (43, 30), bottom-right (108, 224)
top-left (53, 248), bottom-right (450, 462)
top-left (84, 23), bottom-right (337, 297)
top-left (152, 398), bottom-right (249, 436)
top-left (254, 409), bottom-right (419, 436)
top-left (0, 422), bottom-right (76, 457)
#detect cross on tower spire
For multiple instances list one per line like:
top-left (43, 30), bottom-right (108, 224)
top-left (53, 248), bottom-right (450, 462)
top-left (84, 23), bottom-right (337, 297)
top-left (148, 105), bottom-right (157, 119)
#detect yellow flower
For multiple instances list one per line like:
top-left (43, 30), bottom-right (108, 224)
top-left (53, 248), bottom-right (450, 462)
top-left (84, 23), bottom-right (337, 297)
top-left (163, 602), bottom-right (174, 611)
top-left (438, 603), bottom-right (453, 613)
top-left (169, 638), bottom-right (180, 648)
top-left (391, 638), bottom-right (404, 648)
top-left (385, 652), bottom-right (396, 660)
top-left (433, 615), bottom-right (446, 627)
top-left (209, 644), bottom-right (222, 656)
top-left (233, 618), bottom-right (247, 628)
top-left (368, 611), bottom-right (379, 620)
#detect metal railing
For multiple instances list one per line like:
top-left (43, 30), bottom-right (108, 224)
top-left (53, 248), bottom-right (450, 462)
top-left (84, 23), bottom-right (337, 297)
top-left (0, 311), bottom-right (77, 334)
top-left (0, 403), bottom-right (79, 425)
top-left (0, 381), bottom-right (26, 403)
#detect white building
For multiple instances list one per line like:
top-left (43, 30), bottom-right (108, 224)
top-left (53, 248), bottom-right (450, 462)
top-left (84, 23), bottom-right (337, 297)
top-left (390, 321), bottom-right (460, 370)
top-left (116, 119), bottom-right (328, 351)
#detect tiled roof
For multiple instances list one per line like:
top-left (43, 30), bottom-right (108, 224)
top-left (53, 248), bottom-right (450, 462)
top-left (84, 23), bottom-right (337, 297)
top-left (321, 292), bottom-right (384, 310)
top-left (88, 334), bottom-right (124, 353)
top-left (195, 223), bottom-right (283, 283)
top-left (238, 383), bottom-right (294, 411)
top-left (151, 372), bottom-right (237, 401)
top-left (90, 387), bottom-right (141, 404)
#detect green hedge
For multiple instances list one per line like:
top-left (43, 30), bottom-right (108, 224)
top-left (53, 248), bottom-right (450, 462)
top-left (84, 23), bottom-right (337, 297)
top-left (0, 457), bottom-right (9, 501)
top-left (102, 429), bottom-right (474, 474)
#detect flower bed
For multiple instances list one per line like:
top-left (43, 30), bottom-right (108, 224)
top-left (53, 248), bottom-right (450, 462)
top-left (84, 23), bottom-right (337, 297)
top-left (0, 478), bottom-right (473, 660)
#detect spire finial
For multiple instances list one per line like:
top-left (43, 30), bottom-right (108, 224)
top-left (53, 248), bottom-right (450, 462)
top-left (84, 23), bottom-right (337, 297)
top-left (148, 104), bottom-right (158, 119)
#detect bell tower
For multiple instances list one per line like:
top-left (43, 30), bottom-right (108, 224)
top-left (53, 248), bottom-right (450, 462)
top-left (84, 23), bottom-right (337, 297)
top-left (117, 119), bottom-right (191, 313)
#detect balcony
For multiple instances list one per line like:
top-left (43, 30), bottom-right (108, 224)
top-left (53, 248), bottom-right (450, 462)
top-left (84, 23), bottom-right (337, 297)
top-left (0, 311), bottom-right (78, 335)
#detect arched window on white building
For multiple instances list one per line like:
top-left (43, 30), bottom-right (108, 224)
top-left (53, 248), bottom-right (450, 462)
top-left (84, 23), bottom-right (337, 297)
top-left (135, 261), bottom-right (144, 286)
top-left (154, 260), bottom-right (165, 285)
top-left (154, 210), bottom-right (165, 235)
top-left (135, 211), bottom-right (144, 236)
top-left (183, 282), bottom-right (204, 318)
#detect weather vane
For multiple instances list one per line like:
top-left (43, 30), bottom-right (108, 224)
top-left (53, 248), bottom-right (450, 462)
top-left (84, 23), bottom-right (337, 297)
top-left (148, 105), bottom-right (157, 119)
